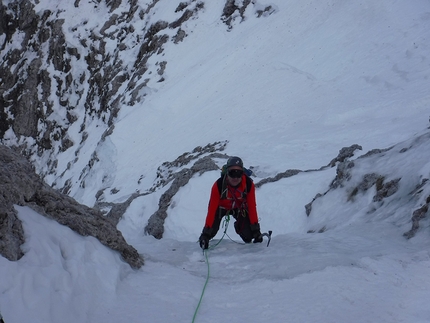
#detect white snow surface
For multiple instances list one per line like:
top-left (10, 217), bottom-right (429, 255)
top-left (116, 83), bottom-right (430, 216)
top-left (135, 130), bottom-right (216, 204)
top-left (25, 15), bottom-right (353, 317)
top-left (1, 0), bottom-right (430, 322)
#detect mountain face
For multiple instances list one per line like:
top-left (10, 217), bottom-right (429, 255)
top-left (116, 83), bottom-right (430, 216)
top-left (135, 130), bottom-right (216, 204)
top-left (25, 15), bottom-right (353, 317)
top-left (1, 0), bottom-right (429, 265)
top-left (0, 0), bottom-right (276, 196)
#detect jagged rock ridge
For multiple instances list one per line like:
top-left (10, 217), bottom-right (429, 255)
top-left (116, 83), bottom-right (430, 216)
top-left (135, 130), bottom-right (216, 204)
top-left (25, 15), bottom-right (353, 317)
top-left (0, 144), bottom-right (143, 268)
top-left (305, 130), bottom-right (430, 236)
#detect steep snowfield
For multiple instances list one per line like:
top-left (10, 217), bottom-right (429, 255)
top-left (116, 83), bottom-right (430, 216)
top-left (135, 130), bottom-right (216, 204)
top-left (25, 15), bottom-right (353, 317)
top-left (103, 0), bottom-right (430, 203)
top-left (1, 0), bottom-right (430, 322)
top-left (17, 0), bottom-right (427, 207)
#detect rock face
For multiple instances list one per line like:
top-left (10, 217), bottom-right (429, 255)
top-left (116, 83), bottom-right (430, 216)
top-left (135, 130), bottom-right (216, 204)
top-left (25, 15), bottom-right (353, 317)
top-left (0, 144), bottom-right (143, 268)
top-left (0, 146), bottom-right (37, 261)
top-left (0, 0), bottom-right (277, 204)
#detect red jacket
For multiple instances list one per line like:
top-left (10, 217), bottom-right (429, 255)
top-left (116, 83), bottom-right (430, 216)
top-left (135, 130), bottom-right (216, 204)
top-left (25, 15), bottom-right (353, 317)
top-left (204, 175), bottom-right (259, 228)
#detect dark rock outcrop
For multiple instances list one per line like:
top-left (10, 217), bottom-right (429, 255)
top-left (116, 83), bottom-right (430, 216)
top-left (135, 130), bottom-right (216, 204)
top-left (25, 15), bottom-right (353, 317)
top-left (404, 181), bottom-right (430, 239)
top-left (145, 142), bottom-right (227, 239)
top-left (0, 144), bottom-right (143, 268)
top-left (403, 196), bottom-right (429, 239)
top-left (222, 0), bottom-right (277, 29)
top-left (304, 131), bottom-right (430, 238)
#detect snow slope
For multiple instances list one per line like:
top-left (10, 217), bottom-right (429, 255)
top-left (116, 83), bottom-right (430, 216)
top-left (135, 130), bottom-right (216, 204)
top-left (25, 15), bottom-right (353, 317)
top-left (38, 0), bottom-right (430, 207)
top-left (1, 0), bottom-right (430, 322)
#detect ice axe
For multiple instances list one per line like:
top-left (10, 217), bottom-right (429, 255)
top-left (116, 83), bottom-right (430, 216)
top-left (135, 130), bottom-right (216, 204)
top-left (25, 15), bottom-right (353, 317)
top-left (260, 230), bottom-right (272, 247)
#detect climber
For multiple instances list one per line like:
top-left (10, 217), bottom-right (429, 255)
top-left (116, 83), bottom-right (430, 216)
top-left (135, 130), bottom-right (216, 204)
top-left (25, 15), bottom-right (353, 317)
top-left (198, 156), bottom-right (263, 249)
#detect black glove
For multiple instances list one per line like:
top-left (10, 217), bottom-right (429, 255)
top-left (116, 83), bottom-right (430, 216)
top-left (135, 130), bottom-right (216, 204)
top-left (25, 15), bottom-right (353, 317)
top-left (199, 233), bottom-right (210, 250)
top-left (250, 223), bottom-right (263, 243)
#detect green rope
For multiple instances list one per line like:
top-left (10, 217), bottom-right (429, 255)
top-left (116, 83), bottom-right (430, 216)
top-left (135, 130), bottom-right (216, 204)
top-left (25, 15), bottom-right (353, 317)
top-left (208, 214), bottom-right (230, 249)
top-left (192, 249), bottom-right (210, 323)
top-left (191, 215), bottom-right (230, 322)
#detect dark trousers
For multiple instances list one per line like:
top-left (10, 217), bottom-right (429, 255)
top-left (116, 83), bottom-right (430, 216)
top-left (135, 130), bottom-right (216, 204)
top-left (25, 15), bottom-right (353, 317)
top-left (210, 208), bottom-right (253, 243)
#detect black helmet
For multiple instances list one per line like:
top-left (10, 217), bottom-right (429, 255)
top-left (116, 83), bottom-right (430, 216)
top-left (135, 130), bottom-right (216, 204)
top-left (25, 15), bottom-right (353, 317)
top-left (226, 156), bottom-right (243, 169)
